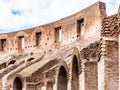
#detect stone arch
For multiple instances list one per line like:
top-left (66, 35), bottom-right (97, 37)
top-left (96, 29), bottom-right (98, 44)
top-left (13, 77), bottom-right (23, 90)
top-left (57, 60), bottom-right (69, 90)
top-left (7, 59), bottom-right (16, 66)
top-left (71, 47), bottom-right (81, 90)
top-left (72, 47), bottom-right (81, 73)
top-left (57, 60), bottom-right (69, 79)
top-left (26, 57), bottom-right (35, 62)
top-left (71, 55), bottom-right (79, 90)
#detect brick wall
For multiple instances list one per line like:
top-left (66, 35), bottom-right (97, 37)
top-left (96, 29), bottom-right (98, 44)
top-left (0, 1), bottom-right (106, 56)
top-left (85, 61), bottom-right (98, 90)
top-left (104, 41), bottom-right (119, 90)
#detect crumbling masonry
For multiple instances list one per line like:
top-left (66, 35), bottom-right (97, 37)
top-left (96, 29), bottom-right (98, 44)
top-left (0, 1), bottom-right (119, 90)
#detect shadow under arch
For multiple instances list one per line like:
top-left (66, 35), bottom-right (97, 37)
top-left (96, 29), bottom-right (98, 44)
top-left (26, 57), bottom-right (35, 62)
top-left (57, 60), bottom-right (69, 90)
top-left (13, 77), bottom-right (23, 90)
top-left (7, 59), bottom-right (16, 66)
top-left (71, 47), bottom-right (81, 90)
top-left (72, 47), bottom-right (81, 73)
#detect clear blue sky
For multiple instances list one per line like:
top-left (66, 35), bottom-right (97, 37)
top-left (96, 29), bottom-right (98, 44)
top-left (0, 0), bottom-right (119, 34)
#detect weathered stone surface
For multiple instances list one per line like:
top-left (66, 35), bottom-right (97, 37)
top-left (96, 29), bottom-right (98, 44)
top-left (0, 1), bottom-right (119, 90)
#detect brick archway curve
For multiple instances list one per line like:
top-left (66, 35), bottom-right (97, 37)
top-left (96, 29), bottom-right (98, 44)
top-left (56, 60), bottom-right (69, 80)
top-left (71, 47), bottom-right (81, 74)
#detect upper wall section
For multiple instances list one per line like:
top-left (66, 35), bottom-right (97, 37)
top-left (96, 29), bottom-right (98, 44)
top-left (101, 14), bottom-right (118, 37)
top-left (0, 1), bottom-right (106, 55)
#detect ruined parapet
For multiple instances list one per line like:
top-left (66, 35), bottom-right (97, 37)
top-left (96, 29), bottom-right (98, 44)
top-left (80, 41), bottom-right (101, 61)
top-left (101, 14), bottom-right (119, 37)
top-left (100, 39), bottom-right (119, 90)
top-left (98, 12), bottom-right (119, 89)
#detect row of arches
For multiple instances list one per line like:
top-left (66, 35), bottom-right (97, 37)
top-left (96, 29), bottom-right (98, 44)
top-left (7, 57), bottom-right (35, 67)
top-left (13, 48), bottom-right (80, 90)
top-left (57, 55), bottom-right (80, 90)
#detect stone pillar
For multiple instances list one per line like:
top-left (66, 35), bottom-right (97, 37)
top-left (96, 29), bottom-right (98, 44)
top-left (41, 80), bottom-right (47, 90)
top-left (67, 77), bottom-right (72, 90)
top-left (23, 78), bottom-right (27, 90)
top-left (99, 39), bottom-right (119, 90)
top-left (98, 56), bottom-right (105, 90)
top-left (98, 40), bottom-right (105, 90)
top-left (2, 77), bottom-right (7, 90)
top-left (53, 78), bottom-right (57, 90)
top-left (41, 86), bottom-right (46, 90)
top-left (53, 83), bottom-right (57, 90)
top-left (105, 40), bottom-right (119, 90)
top-left (84, 61), bottom-right (98, 90)
top-left (79, 59), bottom-right (85, 90)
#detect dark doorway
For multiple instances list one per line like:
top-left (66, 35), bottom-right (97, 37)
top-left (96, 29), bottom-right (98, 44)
top-left (54, 26), bottom-right (62, 43)
top-left (36, 32), bottom-right (42, 46)
top-left (0, 39), bottom-right (6, 51)
top-left (13, 77), bottom-right (22, 90)
top-left (77, 18), bottom-right (84, 37)
top-left (71, 55), bottom-right (79, 90)
top-left (57, 66), bottom-right (67, 90)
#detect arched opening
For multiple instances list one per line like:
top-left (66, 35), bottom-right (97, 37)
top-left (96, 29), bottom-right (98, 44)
top-left (71, 55), bottom-right (79, 90)
top-left (13, 77), bottom-right (22, 90)
top-left (57, 66), bottom-right (68, 90)
top-left (27, 57), bottom-right (35, 62)
top-left (8, 60), bottom-right (16, 66)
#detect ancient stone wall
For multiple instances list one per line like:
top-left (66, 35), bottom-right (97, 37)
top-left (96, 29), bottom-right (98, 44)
top-left (0, 1), bottom-right (106, 56)
top-left (85, 61), bottom-right (98, 90)
top-left (101, 14), bottom-right (119, 37)
top-left (99, 13), bottom-right (119, 90)
top-left (104, 41), bottom-right (119, 90)
top-left (0, 1), bottom-right (119, 90)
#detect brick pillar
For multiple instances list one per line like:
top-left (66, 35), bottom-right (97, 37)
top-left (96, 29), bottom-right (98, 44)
top-left (67, 77), bottom-right (72, 90)
top-left (53, 78), bottom-right (57, 90)
top-left (98, 39), bottom-right (105, 90)
top-left (99, 39), bottom-right (119, 90)
top-left (41, 86), bottom-right (46, 90)
top-left (84, 61), bottom-right (98, 90)
top-left (79, 59), bottom-right (85, 90)
top-left (104, 40), bottom-right (119, 90)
